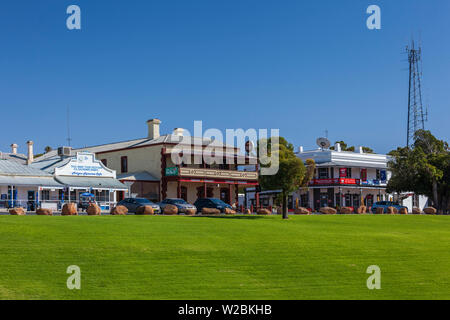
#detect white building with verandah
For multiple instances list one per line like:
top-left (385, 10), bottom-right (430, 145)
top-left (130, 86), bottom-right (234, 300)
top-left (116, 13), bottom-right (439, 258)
top-left (244, 142), bottom-right (428, 213)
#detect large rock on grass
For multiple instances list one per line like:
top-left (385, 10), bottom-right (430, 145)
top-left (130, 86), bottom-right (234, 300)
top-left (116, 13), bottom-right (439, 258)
top-left (412, 207), bottom-right (422, 215)
top-left (202, 207), bottom-right (221, 215)
top-left (375, 207), bottom-right (384, 214)
top-left (257, 208), bottom-right (271, 215)
top-left (224, 207), bottom-right (236, 215)
top-left (340, 207), bottom-right (353, 214)
top-left (295, 207), bottom-right (310, 215)
top-left (62, 203), bottom-right (78, 216)
top-left (387, 206), bottom-right (398, 214)
top-left (163, 204), bottom-right (178, 215)
top-left (319, 207), bottom-right (337, 215)
top-left (9, 208), bottom-right (25, 216)
top-left (110, 205), bottom-right (128, 215)
top-left (357, 206), bottom-right (367, 214)
top-left (87, 203), bottom-right (102, 216)
top-left (136, 205), bottom-right (154, 215)
top-left (399, 207), bottom-right (408, 215)
top-left (184, 208), bottom-right (197, 216)
top-left (36, 208), bottom-right (52, 216)
top-left (423, 207), bottom-right (437, 215)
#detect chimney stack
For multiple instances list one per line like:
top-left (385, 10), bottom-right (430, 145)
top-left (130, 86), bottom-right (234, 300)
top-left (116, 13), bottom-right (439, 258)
top-left (358, 146), bottom-right (364, 154)
top-left (298, 146), bottom-right (304, 153)
top-left (27, 141), bottom-right (34, 165)
top-left (147, 119), bottom-right (161, 140)
top-left (334, 142), bottom-right (342, 152)
top-left (10, 143), bottom-right (18, 155)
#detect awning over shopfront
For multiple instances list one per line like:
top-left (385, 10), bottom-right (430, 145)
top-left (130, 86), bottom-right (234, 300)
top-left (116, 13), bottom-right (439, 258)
top-left (0, 175), bottom-right (64, 188)
top-left (55, 176), bottom-right (128, 190)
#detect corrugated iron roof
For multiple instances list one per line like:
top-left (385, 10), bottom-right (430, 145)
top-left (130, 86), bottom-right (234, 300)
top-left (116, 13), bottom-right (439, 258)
top-left (0, 175), bottom-right (63, 187)
top-left (0, 160), bottom-right (53, 176)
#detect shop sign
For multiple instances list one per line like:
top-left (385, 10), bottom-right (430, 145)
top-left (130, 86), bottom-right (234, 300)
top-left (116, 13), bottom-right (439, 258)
top-left (55, 152), bottom-right (115, 178)
top-left (165, 167), bottom-right (179, 176)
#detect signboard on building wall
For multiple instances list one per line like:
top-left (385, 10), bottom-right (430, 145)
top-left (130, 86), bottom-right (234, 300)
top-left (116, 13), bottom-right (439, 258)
top-left (380, 170), bottom-right (387, 182)
top-left (339, 168), bottom-right (347, 177)
top-left (54, 152), bottom-right (116, 178)
top-left (165, 167), bottom-right (179, 176)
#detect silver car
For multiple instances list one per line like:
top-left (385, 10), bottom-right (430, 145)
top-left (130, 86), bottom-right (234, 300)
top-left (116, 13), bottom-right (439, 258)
top-left (159, 198), bottom-right (197, 214)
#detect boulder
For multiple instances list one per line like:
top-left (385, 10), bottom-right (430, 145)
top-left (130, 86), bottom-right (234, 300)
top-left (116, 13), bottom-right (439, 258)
top-left (62, 203), bottom-right (78, 216)
top-left (87, 203), bottom-right (102, 216)
top-left (110, 205), bottom-right (128, 215)
top-left (9, 207), bottom-right (25, 216)
top-left (163, 204), bottom-right (178, 215)
top-left (357, 206), bottom-right (367, 214)
top-left (340, 207), bottom-right (353, 214)
top-left (412, 207), bottom-right (422, 215)
top-left (244, 209), bottom-right (252, 214)
top-left (376, 207), bottom-right (384, 214)
top-left (294, 207), bottom-right (310, 215)
top-left (399, 207), bottom-right (408, 215)
top-left (224, 207), bottom-right (236, 215)
top-left (387, 206), bottom-right (398, 214)
top-left (36, 208), bottom-right (53, 216)
top-left (257, 208), bottom-right (271, 215)
top-left (202, 207), bottom-right (221, 215)
top-left (319, 207), bottom-right (337, 215)
top-left (423, 207), bottom-right (437, 215)
top-left (136, 205), bottom-right (154, 215)
top-left (184, 208), bottom-right (197, 216)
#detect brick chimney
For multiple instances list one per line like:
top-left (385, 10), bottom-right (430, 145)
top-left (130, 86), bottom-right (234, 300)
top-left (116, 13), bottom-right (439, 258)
top-left (147, 119), bottom-right (161, 140)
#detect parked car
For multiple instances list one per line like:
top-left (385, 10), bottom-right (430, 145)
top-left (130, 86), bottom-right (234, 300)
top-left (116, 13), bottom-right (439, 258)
top-left (194, 198), bottom-right (232, 213)
top-left (159, 198), bottom-right (197, 214)
top-left (117, 198), bottom-right (161, 214)
top-left (371, 201), bottom-right (407, 213)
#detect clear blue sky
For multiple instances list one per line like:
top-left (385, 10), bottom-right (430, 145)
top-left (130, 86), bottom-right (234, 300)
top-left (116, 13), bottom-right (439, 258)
top-left (0, 0), bottom-right (449, 155)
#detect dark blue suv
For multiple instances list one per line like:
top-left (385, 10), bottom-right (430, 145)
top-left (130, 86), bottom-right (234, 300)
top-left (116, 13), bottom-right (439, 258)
top-left (194, 198), bottom-right (232, 213)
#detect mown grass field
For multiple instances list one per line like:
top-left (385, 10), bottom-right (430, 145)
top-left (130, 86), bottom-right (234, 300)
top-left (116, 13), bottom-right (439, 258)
top-left (0, 215), bottom-right (449, 300)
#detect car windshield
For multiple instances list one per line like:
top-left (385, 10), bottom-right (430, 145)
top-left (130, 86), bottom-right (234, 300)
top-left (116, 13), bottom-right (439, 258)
top-left (135, 198), bottom-right (153, 204)
top-left (209, 198), bottom-right (227, 205)
top-left (170, 199), bottom-right (187, 204)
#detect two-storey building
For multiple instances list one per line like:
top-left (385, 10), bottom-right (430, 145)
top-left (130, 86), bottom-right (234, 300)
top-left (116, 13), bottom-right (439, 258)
top-left (37, 119), bottom-right (259, 205)
top-left (296, 143), bottom-right (391, 210)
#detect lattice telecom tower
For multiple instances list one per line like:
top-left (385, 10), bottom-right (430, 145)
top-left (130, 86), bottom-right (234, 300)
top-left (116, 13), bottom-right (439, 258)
top-left (406, 40), bottom-right (427, 148)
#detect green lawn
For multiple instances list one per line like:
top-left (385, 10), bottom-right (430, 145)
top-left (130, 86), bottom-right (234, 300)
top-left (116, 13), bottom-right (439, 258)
top-left (0, 215), bottom-right (449, 300)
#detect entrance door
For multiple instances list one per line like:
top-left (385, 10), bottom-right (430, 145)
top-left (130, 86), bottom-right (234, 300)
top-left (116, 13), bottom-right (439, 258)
top-left (220, 188), bottom-right (230, 204)
top-left (320, 193), bottom-right (328, 207)
top-left (27, 191), bottom-right (35, 211)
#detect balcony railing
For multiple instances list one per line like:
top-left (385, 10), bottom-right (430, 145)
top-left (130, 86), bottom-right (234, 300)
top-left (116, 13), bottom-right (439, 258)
top-left (177, 167), bottom-right (258, 181)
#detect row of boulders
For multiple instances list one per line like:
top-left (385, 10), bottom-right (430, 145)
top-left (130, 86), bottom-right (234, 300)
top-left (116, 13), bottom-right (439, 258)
top-left (5, 204), bottom-right (439, 216)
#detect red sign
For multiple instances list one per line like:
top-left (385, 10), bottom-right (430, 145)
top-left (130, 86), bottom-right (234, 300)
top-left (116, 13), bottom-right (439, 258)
top-left (339, 178), bottom-right (360, 185)
top-left (309, 178), bottom-right (361, 186)
top-left (339, 168), bottom-right (347, 177)
top-left (360, 169), bottom-right (367, 181)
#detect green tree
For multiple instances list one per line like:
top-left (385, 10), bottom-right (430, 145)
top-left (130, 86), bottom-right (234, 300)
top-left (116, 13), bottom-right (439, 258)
top-left (387, 130), bottom-right (449, 213)
top-left (330, 141), bottom-right (374, 153)
top-left (259, 137), bottom-right (314, 219)
top-left (44, 146), bottom-right (52, 153)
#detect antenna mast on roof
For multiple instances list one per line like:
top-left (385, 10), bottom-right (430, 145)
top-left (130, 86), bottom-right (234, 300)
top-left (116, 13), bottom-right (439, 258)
top-left (67, 106), bottom-right (72, 147)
